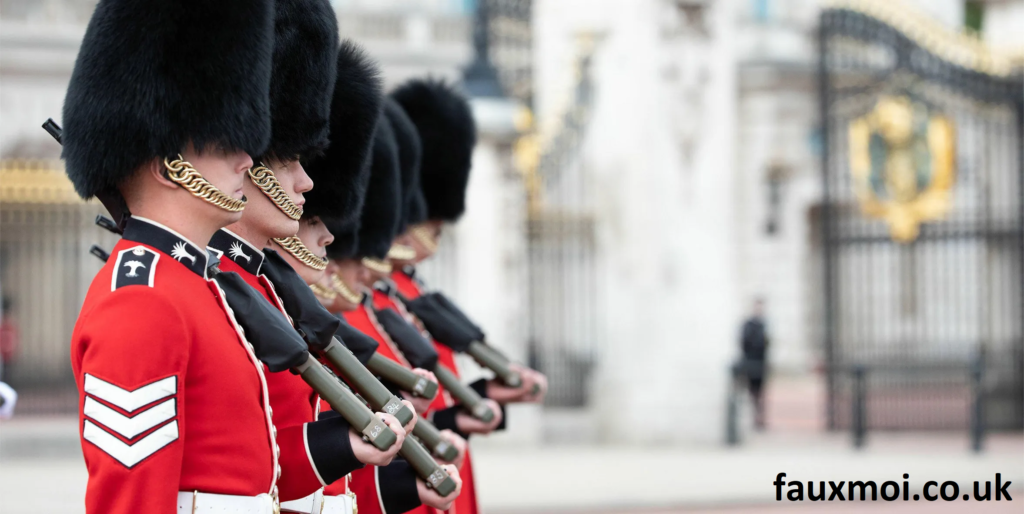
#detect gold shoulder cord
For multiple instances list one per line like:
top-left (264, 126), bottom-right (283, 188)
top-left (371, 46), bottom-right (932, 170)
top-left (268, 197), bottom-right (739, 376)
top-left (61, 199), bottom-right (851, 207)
top-left (310, 282), bottom-right (338, 300)
top-left (163, 155), bottom-right (247, 212)
top-left (410, 226), bottom-right (438, 253)
top-left (249, 163), bottom-right (303, 220)
top-left (386, 243), bottom-right (416, 261)
top-left (331, 273), bottom-right (364, 305)
top-left (273, 236), bottom-right (328, 271)
top-left (361, 257), bottom-right (392, 275)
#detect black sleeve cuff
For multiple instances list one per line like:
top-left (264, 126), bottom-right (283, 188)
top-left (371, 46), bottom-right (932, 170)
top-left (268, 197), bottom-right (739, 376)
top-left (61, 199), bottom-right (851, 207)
top-left (430, 405), bottom-right (468, 439)
top-left (377, 459), bottom-right (422, 514)
top-left (380, 378), bottom-right (404, 398)
top-left (497, 402), bottom-right (507, 431)
top-left (307, 413), bottom-right (364, 484)
top-left (468, 379), bottom-right (507, 431)
top-left (469, 378), bottom-right (488, 398)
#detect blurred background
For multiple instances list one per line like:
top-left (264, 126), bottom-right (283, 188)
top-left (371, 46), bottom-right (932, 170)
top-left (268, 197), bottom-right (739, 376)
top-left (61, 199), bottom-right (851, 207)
top-left (0, 0), bottom-right (1022, 512)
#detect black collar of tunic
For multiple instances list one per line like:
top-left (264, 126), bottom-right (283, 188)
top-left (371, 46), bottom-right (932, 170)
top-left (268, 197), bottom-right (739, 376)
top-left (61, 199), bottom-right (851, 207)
top-left (123, 216), bottom-right (209, 278)
top-left (208, 229), bottom-right (266, 276)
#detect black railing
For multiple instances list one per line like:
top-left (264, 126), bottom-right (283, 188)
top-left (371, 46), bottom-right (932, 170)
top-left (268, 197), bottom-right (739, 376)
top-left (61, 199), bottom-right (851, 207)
top-left (725, 356), bottom-right (993, 451)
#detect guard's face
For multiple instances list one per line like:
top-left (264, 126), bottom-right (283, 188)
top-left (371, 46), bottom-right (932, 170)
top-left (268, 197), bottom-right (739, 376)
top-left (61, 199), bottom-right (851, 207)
top-left (242, 158), bottom-right (313, 240)
top-left (180, 143), bottom-right (251, 224)
top-left (280, 216), bottom-right (333, 284)
top-left (406, 221), bottom-right (443, 262)
top-left (334, 258), bottom-right (365, 311)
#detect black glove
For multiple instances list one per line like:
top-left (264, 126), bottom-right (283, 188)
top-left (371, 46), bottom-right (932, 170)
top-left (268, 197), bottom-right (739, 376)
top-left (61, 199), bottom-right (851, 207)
top-left (374, 308), bottom-right (439, 369)
top-left (208, 267), bottom-right (310, 372)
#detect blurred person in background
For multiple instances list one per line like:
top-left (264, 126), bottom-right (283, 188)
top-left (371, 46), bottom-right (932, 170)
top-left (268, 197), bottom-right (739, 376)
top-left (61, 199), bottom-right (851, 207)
top-left (0, 296), bottom-right (19, 381)
top-left (741, 298), bottom-right (770, 430)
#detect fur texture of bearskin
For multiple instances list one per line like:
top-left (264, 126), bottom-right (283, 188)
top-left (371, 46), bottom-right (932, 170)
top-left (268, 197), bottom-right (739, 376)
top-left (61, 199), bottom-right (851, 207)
top-left (391, 79), bottom-right (476, 222)
top-left (382, 99), bottom-right (422, 234)
top-left (302, 40), bottom-right (383, 222)
top-left (355, 116), bottom-right (401, 260)
top-left (263, 0), bottom-right (338, 161)
top-left (62, 0), bottom-right (275, 200)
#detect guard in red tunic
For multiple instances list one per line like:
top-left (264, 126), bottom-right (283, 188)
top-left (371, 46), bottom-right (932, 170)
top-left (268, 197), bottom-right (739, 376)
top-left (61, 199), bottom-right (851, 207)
top-left (272, 69), bottom-right (462, 513)
top-left (341, 113), bottom-right (464, 514)
top-left (205, 11), bottom-right (407, 513)
top-left (63, 1), bottom-right (285, 512)
top-left (390, 79), bottom-right (551, 514)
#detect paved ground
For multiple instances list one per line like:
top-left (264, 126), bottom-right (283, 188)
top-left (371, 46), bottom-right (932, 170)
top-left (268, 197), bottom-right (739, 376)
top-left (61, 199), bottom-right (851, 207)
top-left (2, 376), bottom-right (1019, 513)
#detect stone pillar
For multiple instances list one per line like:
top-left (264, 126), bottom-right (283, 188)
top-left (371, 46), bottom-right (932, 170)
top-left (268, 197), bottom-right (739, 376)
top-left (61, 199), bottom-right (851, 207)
top-left (586, 0), bottom-right (740, 444)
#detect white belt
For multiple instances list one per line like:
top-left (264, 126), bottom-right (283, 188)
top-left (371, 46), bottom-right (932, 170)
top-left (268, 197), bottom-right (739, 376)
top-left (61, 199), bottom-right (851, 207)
top-left (280, 490), bottom-right (353, 514)
top-left (176, 491), bottom-right (276, 514)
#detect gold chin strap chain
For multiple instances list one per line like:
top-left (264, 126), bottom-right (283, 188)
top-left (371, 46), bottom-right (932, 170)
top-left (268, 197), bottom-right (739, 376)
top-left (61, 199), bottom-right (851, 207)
top-left (164, 155), bottom-right (247, 212)
top-left (386, 243), bottom-right (416, 261)
top-left (361, 257), bottom-right (393, 275)
top-left (411, 226), bottom-right (438, 253)
top-left (249, 163), bottom-right (303, 220)
top-left (331, 273), bottom-right (364, 305)
top-left (310, 282), bottom-right (338, 300)
top-left (273, 236), bottom-right (328, 271)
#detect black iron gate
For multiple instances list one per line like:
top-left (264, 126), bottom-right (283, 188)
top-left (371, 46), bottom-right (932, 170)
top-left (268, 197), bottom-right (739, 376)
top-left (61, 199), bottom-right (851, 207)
top-left (819, 4), bottom-right (1024, 431)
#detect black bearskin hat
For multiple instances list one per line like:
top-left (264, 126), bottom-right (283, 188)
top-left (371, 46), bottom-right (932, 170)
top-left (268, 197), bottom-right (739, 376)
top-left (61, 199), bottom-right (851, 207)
top-left (391, 79), bottom-right (477, 222)
top-left (62, 0), bottom-right (275, 200)
top-left (323, 214), bottom-right (361, 261)
top-left (382, 99), bottom-right (422, 234)
top-left (406, 189), bottom-right (428, 227)
top-left (263, 0), bottom-right (338, 161)
top-left (354, 117), bottom-right (401, 260)
top-left (303, 40), bottom-right (383, 222)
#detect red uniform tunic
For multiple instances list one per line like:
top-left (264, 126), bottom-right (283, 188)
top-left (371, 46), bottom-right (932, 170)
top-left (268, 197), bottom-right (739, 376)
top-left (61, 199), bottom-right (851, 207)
top-left (209, 229), bottom-right (360, 502)
top-left (384, 271), bottom-right (482, 514)
top-left (334, 301), bottom-right (427, 514)
top-left (71, 217), bottom-right (278, 514)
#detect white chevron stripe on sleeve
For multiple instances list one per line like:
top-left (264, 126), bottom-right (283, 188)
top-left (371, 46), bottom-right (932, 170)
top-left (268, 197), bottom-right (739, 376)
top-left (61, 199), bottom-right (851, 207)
top-left (83, 374), bottom-right (176, 413)
top-left (83, 419), bottom-right (179, 468)
top-left (83, 397), bottom-right (176, 439)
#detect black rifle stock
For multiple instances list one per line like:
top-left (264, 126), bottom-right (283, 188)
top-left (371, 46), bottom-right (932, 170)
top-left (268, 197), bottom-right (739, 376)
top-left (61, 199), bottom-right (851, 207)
top-left (43, 119), bottom-right (129, 233)
top-left (89, 245), bottom-right (110, 262)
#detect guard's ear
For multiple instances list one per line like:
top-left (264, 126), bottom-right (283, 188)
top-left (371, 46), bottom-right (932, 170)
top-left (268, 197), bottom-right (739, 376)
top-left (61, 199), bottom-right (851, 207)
top-left (147, 157), bottom-right (179, 190)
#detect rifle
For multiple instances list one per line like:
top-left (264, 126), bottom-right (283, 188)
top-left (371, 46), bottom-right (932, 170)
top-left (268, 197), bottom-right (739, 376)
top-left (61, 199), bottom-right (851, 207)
top-left (374, 308), bottom-right (496, 423)
top-left (259, 251), bottom-right (456, 494)
top-left (334, 317), bottom-right (439, 399)
top-left (333, 321), bottom-right (455, 460)
top-left (43, 119), bottom-right (130, 234)
top-left (208, 264), bottom-right (398, 452)
top-left (403, 292), bottom-right (525, 389)
top-left (89, 245), bottom-right (110, 262)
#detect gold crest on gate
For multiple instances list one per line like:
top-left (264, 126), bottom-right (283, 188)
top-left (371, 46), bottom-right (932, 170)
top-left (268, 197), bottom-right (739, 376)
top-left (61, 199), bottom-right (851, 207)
top-left (848, 95), bottom-right (956, 242)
